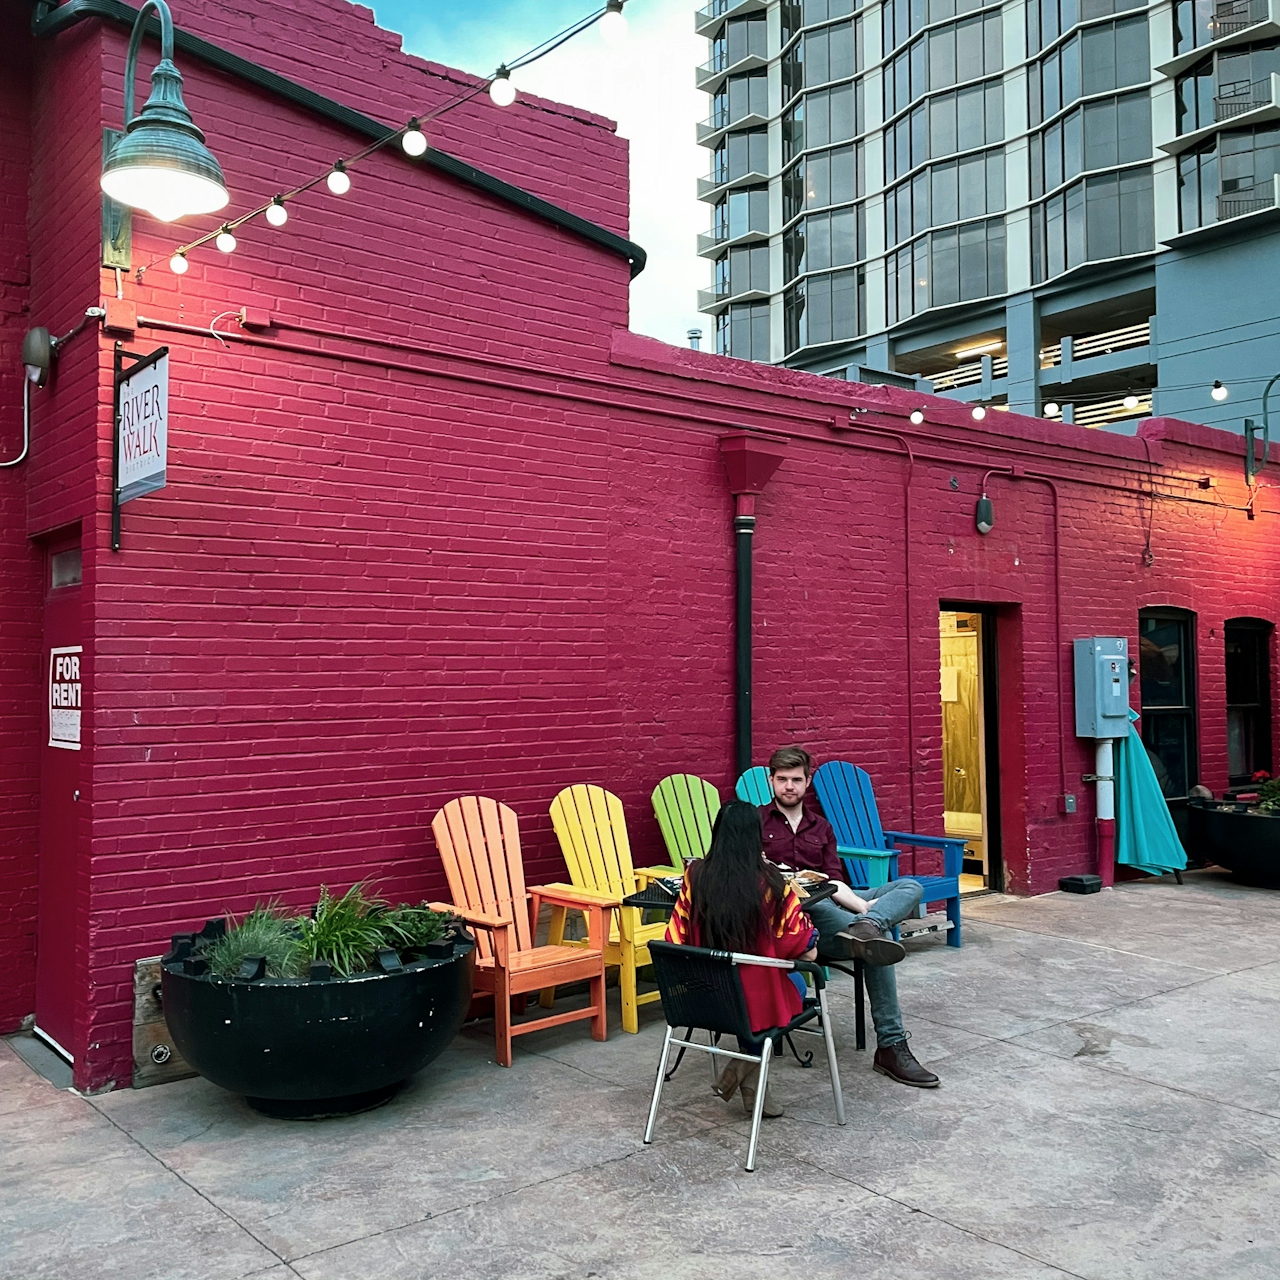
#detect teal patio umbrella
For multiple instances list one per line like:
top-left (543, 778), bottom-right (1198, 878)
top-left (1115, 709), bottom-right (1187, 876)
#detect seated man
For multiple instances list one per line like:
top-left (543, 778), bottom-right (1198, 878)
top-left (758, 745), bottom-right (939, 1089)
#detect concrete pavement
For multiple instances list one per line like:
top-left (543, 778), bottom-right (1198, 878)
top-left (3, 868), bottom-right (1278, 1280)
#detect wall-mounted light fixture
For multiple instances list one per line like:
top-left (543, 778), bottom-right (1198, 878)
top-left (975, 493), bottom-right (994, 534)
top-left (99, 0), bottom-right (228, 223)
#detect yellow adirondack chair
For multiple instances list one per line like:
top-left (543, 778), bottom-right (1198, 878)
top-left (430, 795), bottom-right (611, 1067)
top-left (542, 784), bottom-right (674, 1034)
top-left (651, 773), bottom-right (721, 869)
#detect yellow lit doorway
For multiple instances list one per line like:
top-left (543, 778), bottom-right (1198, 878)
top-left (939, 609), bottom-right (1000, 893)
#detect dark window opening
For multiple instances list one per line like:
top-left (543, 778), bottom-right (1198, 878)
top-left (1139, 608), bottom-right (1198, 798)
top-left (1225, 617), bottom-right (1273, 784)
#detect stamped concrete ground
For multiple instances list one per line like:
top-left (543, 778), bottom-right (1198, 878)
top-left (3, 869), bottom-right (1278, 1280)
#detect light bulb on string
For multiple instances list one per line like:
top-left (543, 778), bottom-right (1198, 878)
top-left (598, 0), bottom-right (627, 43)
top-left (909, 409), bottom-right (925, 425)
top-left (402, 119), bottom-right (428, 156)
top-left (1123, 394), bottom-right (1140, 410)
top-left (489, 66), bottom-right (517, 107)
top-left (169, 250), bottom-right (189, 274)
top-left (1043, 401), bottom-right (1060, 417)
top-left (1211, 379), bottom-right (1229, 402)
top-left (971, 404), bottom-right (987, 421)
top-left (215, 226), bottom-right (237, 253)
top-left (327, 161), bottom-right (351, 195)
top-left (265, 196), bottom-right (288, 227)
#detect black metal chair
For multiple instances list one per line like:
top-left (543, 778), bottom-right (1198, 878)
top-left (643, 940), bottom-right (846, 1172)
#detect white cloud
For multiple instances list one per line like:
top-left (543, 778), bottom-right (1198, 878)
top-left (395, 1), bottom-right (711, 349)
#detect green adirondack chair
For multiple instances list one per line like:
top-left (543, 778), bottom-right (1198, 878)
top-left (650, 774), bottom-right (722, 870)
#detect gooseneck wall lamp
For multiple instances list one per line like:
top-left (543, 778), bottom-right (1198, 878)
top-left (100, 0), bottom-right (229, 222)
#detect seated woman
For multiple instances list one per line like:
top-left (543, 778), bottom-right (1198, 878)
top-left (665, 800), bottom-right (818, 1118)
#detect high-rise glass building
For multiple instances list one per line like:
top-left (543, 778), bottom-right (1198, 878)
top-left (695, 0), bottom-right (1280, 431)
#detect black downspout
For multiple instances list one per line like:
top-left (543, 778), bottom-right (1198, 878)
top-left (734, 512), bottom-right (755, 778)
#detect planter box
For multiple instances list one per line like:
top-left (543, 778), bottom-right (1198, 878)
top-left (1188, 801), bottom-right (1280, 887)
top-left (161, 937), bottom-right (475, 1117)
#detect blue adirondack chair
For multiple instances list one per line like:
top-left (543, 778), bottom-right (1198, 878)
top-left (812, 760), bottom-right (964, 947)
top-left (735, 767), bottom-right (773, 805)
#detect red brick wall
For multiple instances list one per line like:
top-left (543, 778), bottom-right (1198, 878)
top-left (0, 3), bottom-right (40, 1035)
top-left (7, 0), bottom-right (1279, 1087)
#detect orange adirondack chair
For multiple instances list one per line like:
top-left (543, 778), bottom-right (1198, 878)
top-left (429, 795), bottom-right (610, 1067)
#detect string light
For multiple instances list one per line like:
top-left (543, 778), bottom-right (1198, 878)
top-left (1123, 394), bottom-right (1140, 409)
top-left (599, 0), bottom-right (627, 43)
top-left (401, 118), bottom-right (428, 156)
top-left (326, 161), bottom-right (351, 195)
top-left (149, 2), bottom-right (628, 275)
top-left (1212, 380), bottom-right (1229, 401)
top-left (1043, 401), bottom-right (1060, 417)
top-left (909, 409), bottom-right (925, 425)
top-left (489, 66), bottom-right (516, 107)
top-left (971, 404), bottom-right (987, 421)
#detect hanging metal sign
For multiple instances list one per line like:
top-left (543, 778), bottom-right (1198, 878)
top-left (112, 344), bottom-right (169, 550)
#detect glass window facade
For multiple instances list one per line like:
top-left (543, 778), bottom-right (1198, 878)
top-left (886, 217), bottom-right (1007, 322)
top-left (782, 144), bottom-right (865, 222)
top-left (886, 148), bottom-right (1004, 245)
top-left (784, 268), bottom-right (866, 351)
top-left (784, 205), bottom-right (867, 281)
top-left (884, 80), bottom-right (1004, 182)
top-left (782, 18), bottom-right (864, 105)
top-left (1030, 90), bottom-right (1150, 196)
top-left (1030, 16), bottom-right (1149, 125)
top-left (883, 12), bottom-right (1003, 119)
top-left (1030, 166), bottom-right (1154, 281)
top-left (716, 300), bottom-right (772, 359)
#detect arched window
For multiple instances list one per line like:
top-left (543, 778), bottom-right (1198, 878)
top-left (1225, 617), bottom-right (1273, 785)
top-left (1138, 608), bottom-right (1197, 798)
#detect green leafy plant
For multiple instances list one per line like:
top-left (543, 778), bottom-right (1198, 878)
top-left (205, 904), bottom-right (303, 979)
top-left (1256, 778), bottom-right (1280, 813)
top-left (295, 883), bottom-right (392, 977)
top-left (379, 903), bottom-right (457, 951)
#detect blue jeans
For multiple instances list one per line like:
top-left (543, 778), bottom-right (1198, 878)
top-left (804, 878), bottom-right (923, 1049)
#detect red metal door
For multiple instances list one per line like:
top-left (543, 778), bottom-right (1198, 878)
top-left (36, 541), bottom-right (84, 1060)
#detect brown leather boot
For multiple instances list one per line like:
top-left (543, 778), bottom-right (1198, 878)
top-left (739, 1064), bottom-right (784, 1118)
top-left (838, 918), bottom-right (906, 966)
top-left (713, 1059), bottom-right (747, 1101)
top-left (873, 1041), bottom-right (940, 1088)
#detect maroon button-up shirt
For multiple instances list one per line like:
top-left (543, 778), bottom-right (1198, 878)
top-left (758, 803), bottom-right (845, 883)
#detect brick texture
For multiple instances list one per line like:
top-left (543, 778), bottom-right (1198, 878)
top-left (3, 0), bottom-right (1278, 1089)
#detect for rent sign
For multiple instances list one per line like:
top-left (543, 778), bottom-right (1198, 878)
top-left (116, 350), bottom-right (168, 503)
top-left (49, 646), bottom-right (83, 750)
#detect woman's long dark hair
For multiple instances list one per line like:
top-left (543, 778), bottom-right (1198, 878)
top-left (689, 801), bottom-right (787, 952)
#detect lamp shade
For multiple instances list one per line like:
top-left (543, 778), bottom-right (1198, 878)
top-left (101, 57), bottom-right (228, 222)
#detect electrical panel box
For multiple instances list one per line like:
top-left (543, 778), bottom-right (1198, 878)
top-left (1073, 637), bottom-right (1130, 738)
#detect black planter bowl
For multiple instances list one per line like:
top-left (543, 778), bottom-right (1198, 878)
top-left (1188, 800), bottom-right (1280, 887)
top-left (160, 939), bottom-right (475, 1118)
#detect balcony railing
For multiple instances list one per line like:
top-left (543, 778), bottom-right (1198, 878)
top-left (930, 357), bottom-right (1009, 391)
top-left (1040, 322), bottom-right (1151, 368)
top-left (1215, 76), bottom-right (1274, 120)
top-left (696, 0), bottom-right (730, 22)
top-left (1211, 0), bottom-right (1269, 38)
top-left (1074, 394), bottom-right (1153, 429)
top-left (1218, 182), bottom-right (1278, 219)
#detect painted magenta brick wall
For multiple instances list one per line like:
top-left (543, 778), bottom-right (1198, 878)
top-left (0, 3), bottom-right (41, 1034)
top-left (7, 0), bottom-right (1280, 1088)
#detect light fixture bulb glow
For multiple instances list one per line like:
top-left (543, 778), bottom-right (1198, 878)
top-left (1043, 401), bottom-right (1060, 417)
top-left (1211, 379), bottom-right (1229, 402)
top-left (1123, 394), bottom-right (1140, 409)
top-left (215, 227), bottom-right (236, 253)
top-left (402, 120), bottom-right (428, 156)
top-left (971, 404), bottom-right (987, 421)
top-left (489, 67), bottom-right (517, 107)
top-left (102, 167), bottom-right (229, 224)
top-left (909, 409), bottom-right (925, 425)
top-left (599, 0), bottom-right (627, 43)
top-left (327, 162), bottom-right (351, 195)
top-left (265, 197), bottom-right (288, 227)
top-left (169, 250), bottom-right (189, 274)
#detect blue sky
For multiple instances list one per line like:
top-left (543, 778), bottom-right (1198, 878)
top-left (354, 0), bottom-right (707, 347)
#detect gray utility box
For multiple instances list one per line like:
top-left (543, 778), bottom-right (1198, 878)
top-left (1073, 636), bottom-right (1131, 738)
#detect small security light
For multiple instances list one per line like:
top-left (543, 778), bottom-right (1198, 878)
top-left (21, 327), bottom-right (53, 387)
top-left (975, 494), bottom-right (994, 535)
